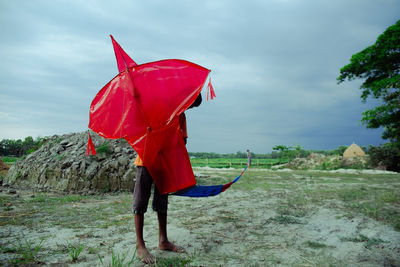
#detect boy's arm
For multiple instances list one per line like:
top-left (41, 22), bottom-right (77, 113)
top-left (179, 113), bottom-right (188, 145)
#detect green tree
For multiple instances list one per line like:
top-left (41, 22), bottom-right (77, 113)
top-left (273, 145), bottom-right (289, 163)
top-left (337, 20), bottom-right (400, 145)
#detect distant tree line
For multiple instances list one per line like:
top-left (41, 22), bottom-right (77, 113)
top-left (2, 136), bottom-right (396, 171)
top-left (188, 144), bottom-right (364, 160)
top-left (0, 136), bottom-right (45, 157)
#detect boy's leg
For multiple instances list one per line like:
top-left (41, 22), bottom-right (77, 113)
top-left (152, 187), bottom-right (185, 253)
top-left (134, 214), bottom-right (154, 263)
top-left (133, 166), bottom-right (154, 263)
top-left (157, 211), bottom-right (184, 252)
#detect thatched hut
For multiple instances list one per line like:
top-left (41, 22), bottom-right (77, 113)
top-left (343, 143), bottom-right (366, 158)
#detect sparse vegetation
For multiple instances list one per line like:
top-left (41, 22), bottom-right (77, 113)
top-left (304, 240), bottom-right (329, 249)
top-left (266, 215), bottom-right (303, 224)
top-left (341, 234), bottom-right (385, 249)
top-left (1, 167), bottom-right (399, 266)
top-left (11, 237), bottom-right (45, 264)
top-left (96, 142), bottom-right (112, 155)
top-left (98, 249), bottom-right (136, 267)
top-left (68, 243), bottom-right (84, 262)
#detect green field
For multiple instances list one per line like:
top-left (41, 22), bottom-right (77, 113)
top-left (190, 157), bottom-right (284, 168)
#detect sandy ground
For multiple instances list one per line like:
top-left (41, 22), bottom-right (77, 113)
top-left (0, 167), bottom-right (399, 266)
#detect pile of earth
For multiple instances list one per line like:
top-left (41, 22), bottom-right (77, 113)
top-left (285, 153), bottom-right (370, 170)
top-left (0, 158), bottom-right (9, 171)
top-left (4, 132), bottom-right (137, 193)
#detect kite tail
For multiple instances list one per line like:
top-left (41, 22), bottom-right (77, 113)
top-left (173, 154), bottom-right (250, 197)
top-left (86, 132), bottom-right (97, 156)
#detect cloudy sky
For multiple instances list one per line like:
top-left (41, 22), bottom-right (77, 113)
top-left (0, 0), bottom-right (399, 153)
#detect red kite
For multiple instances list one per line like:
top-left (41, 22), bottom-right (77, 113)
top-left (88, 35), bottom-right (211, 194)
top-left (87, 36), bottom-right (250, 198)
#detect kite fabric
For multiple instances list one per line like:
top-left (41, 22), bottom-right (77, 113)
top-left (88, 35), bottom-right (209, 195)
top-left (89, 36), bottom-right (245, 197)
top-left (173, 155), bottom-right (250, 197)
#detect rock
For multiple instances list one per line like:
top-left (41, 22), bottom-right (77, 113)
top-left (4, 131), bottom-right (137, 193)
top-left (118, 157), bottom-right (129, 167)
top-left (123, 148), bottom-right (133, 154)
top-left (8, 189), bottom-right (17, 194)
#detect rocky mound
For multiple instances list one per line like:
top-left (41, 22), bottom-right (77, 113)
top-left (4, 132), bottom-right (137, 193)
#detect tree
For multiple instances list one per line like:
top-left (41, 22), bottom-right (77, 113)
top-left (337, 20), bottom-right (400, 145)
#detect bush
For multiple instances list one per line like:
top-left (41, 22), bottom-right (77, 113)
top-left (368, 143), bottom-right (400, 172)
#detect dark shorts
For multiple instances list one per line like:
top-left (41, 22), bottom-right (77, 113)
top-left (132, 166), bottom-right (168, 214)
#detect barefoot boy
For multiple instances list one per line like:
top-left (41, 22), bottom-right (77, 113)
top-left (132, 95), bottom-right (202, 263)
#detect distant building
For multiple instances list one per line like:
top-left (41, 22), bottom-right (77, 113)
top-left (343, 143), bottom-right (366, 158)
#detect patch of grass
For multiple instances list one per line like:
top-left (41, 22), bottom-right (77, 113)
top-left (395, 222), bottom-right (400, 231)
top-left (12, 237), bottom-right (45, 264)
top-left (26, 193), bottom-right (87, 204)
top-left (68, 243), bottom-right (84, 262)
top-left (275, 205), bottom-right (307, 217)
top-left (98, 249), bottom-right (137, 267)
top-left (341, 234), bottom-right (385, 249)
top-left (266, 215), bottom-right (303, 224)
top-left (337, 188), bottom-right (369, 202)
top-left (96, 142), bottom-right (112, 155)
top-left (2, 246), bottom-right (18, 253)
top-left (304, 240), bottom-right (329, 249)
top-left (1, 156), bottom-right (20, 163)
top-left (154, 256), bottom-right (192, 267)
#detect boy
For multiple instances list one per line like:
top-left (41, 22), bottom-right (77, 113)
top-left (133, 94), bottom-right (202, 264)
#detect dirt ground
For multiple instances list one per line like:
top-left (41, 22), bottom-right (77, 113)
top-left (0, 167), bottom-right (399, 266)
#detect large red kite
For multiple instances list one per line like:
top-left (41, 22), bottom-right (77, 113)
top-left (88, 35), bottom-right (211, 194)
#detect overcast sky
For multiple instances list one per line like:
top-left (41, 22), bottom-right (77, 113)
top-left (0, 0), bottom-right (399, 153)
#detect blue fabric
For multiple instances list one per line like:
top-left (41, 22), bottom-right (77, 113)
top-left (173, 184), bottom-right (223, 197)
top-left (172, 163), bottom-right (248, 197)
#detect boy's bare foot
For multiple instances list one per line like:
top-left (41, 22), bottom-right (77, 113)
top-left (159, 241), bottom-right (185, 253)
top-left (136, 245), bottom-right (154, 264)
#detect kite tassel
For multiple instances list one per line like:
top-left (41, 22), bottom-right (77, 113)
top-left (86, 132), bottom-right (97, 156)
top-left (207, 78), bottom-right (216, 101)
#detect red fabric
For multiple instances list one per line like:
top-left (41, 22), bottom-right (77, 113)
top-left (110, 35), bottom-right (137, 73)
top-left (221, 182), bottom-right (233, 192)
top-left (207, 78), bottom-right (216, 101)
top-left (86, 133), bottom-right (97, 156)
top-left (89, 37), bottom-right (210, 194)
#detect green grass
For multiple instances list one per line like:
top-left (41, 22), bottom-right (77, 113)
top-left (266, 215), bottom-right (303, 224)
top-left (341, 234), bottom-right (385, 249)
top-left (25, 193), bottom-right (89, 204)
top-left (304, 241), bottom-right (329, 249)
top-left (11, 237), bottom-right (45, 264)
top-left (190, 158), bottom-right (282, 168)
top-left (1, 156), bottom-right (20, 163)
top-left (68, 243), bottom-right (84, 262)
top-left (96, 142), bottom-right (112, 155)
top-left (154, 256), bottom-right (191, 266)
top-left (98, 249), bottom-right (137, 267)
